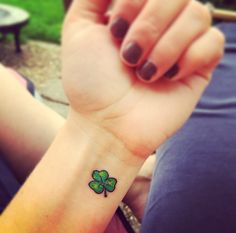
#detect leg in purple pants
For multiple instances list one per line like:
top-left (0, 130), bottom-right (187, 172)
top-left (141, 22), bottom-right (236, 233)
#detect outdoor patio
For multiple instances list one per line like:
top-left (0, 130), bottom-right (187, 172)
top-left (0, 0), bottom-right (68, 117)
top-left (0, 40), bottom-right (68, 117)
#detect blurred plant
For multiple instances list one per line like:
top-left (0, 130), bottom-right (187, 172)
top-left (0, 0), bottom-right (64, 43)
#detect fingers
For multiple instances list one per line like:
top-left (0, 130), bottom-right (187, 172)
top-left (110, 0), bottom-right (189, 66)
top-left (171, 27), bottom-right (225, 82)
top-left (109, 0), bottom-right (224, 84)
top-left (65, 0), bottom-right (111, 25)
top-left (137, 1), bottom-right (211, 82)
top-left (110, 0), bottom-right (147, 39)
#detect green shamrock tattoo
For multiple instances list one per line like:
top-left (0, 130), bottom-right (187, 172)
top-left (88, 170), bottom-right (117, 198)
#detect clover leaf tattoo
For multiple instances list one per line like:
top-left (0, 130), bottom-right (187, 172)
top-left (88, 170), bottom-right (117, 198)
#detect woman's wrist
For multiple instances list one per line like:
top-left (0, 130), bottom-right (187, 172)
top-left (1, 109), bottom-right (144, 233)
top-left (66, 109), bottom-right (145, 167)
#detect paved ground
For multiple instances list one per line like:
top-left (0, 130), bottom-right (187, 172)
top-left (0, 40), bottom-right (69, 117)
top-left (0, 40), bottom-right (141, 232)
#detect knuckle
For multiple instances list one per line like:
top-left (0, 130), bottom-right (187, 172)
top-left (156, 42), bottom-right (178, 62)
top-left (216, 51), bottom-right (224, 62)
top-left (183, 0), bottom-right (192, 5)
top-left (135, 19), bottom-right (161, 40)
top-left (210, 28), bottom-right (225, 59)
top-left (190, 41), bottom-right (223, 66)
top-left (202, 5), bottom-right (212, 26)
top-left (128, 0), bottom-right (143, 5)
top-left (177, 0), bottom-right (193, 11)
top-left (190, 1), bottom-right (212, 28)
top-left (211, 28), bottom-right (225, 46)
top-left (142, 18), bottom-right (161, 37)
top-left (190, 48), bottom-right (205, 65)
top-left (212, 48), bottom-right (224, 63)
top-left (215, 47), bottom-right (224, 62)
top-left (121, 0), bottom-right (144, 11)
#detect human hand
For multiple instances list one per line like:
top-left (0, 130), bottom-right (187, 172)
top-left (62, 0), bottom-right (224, 158)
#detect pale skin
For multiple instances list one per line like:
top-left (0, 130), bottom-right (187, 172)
top-left (0, 63), bottom-right (152, 233)
top-left (0, 65), bottom-right (152, 233)
top-left (0, 65), bottom-right (64, 182)
top-left (0, 0), bottom-right (224, 232)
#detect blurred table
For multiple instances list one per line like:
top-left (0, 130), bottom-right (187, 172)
top-left (0, 4), bottom-right (30, 53)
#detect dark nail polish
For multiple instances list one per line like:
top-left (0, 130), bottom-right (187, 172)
top-left (164, 64), bottom-right (180, 79)
top-left (137, 61), bottom-right (157, 81)
top-left (122, 42), bottom-right (142, 65)
top-left (110, 17), bottom-right (129, 39)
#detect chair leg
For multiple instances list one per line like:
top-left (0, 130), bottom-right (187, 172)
top-left (14, 29), bottom-right (21, 53)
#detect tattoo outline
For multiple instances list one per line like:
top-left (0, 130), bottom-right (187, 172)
top-left (88, 170), bottom-right (117, 197)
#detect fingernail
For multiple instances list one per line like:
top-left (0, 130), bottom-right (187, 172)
top-left (122, 42), bottom-right (142, 65)
top-left (164, 64), bottom-right (180, 79)
top-left (137, 61), bottom-right (157, 81)
top-left (110, 17), bottom-right (129, 39)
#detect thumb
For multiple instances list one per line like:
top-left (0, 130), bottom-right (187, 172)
top-left (66, 0), bottom-right (111, 25)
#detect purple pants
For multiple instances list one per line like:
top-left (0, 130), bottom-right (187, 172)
top-left (141, 22), bottom-right (236, 233)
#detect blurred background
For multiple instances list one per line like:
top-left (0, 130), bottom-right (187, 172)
top-left (0, 0), bottom-right (234, 44)
top-left (0, 0), bottom-right (68, 117)
top-left (0, 0), bottom-right (64, 43)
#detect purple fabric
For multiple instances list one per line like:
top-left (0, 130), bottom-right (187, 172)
top-left (0, 156), bottom-right (20, 213)
top-left (141, 22), bottom-right (236, 233)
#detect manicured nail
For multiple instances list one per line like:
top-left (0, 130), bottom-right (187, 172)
top-left (164, 64), bottom-right (180, 79)
top-left (110, 17), bottom-right (129, 39)
top-left (122, 42), bottom-right (142, 65)
top-left (137, 61), bottom-right (157, 81)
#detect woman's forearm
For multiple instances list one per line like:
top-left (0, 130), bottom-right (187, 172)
top-left (0, 65), bottom-right (64, 181)
top-left (0, 113), bottom-right (144, 233)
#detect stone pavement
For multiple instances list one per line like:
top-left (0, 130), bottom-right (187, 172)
top-left (0, 40), bottom-right (69, 118)
top-left (40, 79), bottom-right (69, 118)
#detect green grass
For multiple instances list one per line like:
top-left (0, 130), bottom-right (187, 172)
top-left (0, 0), bottom-right (64, 43)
